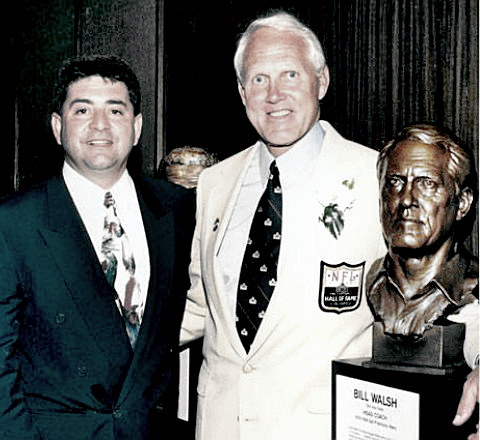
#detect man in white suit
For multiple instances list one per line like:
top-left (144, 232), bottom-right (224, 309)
top-left (181, 11), bottom-right (477, 440)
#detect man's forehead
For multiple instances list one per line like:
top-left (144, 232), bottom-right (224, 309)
top-left (385, 141), bottom-right (448, 172)
top-left (67, 75), bottom-right (126, 92)
top-left (65, 76), bottom-right (130, 103)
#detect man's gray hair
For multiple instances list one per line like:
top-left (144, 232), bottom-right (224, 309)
top-left (234, 11), bottom-right (327, 85)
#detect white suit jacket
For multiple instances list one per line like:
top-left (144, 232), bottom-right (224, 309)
top-left (181, 121), bottom-right (387, 440)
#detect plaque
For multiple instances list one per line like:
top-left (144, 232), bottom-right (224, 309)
top-left (335, 373), bottom-right (419, 439)
top-left (332, 356), bottom-right (473, 440)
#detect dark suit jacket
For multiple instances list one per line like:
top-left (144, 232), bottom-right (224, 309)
top-left (0, 175), bottom-right (195, 439)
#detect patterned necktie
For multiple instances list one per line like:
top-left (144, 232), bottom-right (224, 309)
top-left (101, 191), bottom-right (140, 347)
top-left (236, 161), bottom-right (282, 352)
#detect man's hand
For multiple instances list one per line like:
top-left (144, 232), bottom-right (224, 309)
top-left (452, 366), bottom-right (479, 440)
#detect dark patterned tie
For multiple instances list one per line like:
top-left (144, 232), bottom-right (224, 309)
top-left (236, 161), bottom-right (282, 352)
top-left (101, 192), bottom-right (140, 347)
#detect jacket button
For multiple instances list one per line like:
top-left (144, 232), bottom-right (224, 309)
top-left (243, 364), bottom-right (253, 374)
top-left (77, 366), bottom-right (87, 377)
top-left (113, 409), bottom-right (123, 419)
top-left (55, 313), bottom-right (66, 324)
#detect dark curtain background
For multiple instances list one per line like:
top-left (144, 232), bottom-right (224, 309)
top-left (327, 0), bottom-right (478, 155)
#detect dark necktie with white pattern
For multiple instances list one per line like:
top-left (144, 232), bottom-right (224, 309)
top-left (236, 161), bottom-right (282, 352)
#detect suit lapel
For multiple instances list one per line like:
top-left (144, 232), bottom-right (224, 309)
top-left (212, 148), bottom-right (257, 258)
top-left (39, 177), bottom-right (132, 361)
top-left (206, 147), bottom-right (260, 356)
top-left (131, 178), bottom-right (173, 352)
top-left (116, 177), bottom-right (175, 402)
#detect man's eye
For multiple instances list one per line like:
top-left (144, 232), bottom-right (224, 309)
top-left (111, 109), bottom-right (123, 115)
top-left (286, 71), bottom-right (298, 79)
top-left (252, 75), bottom-right (266, 84)
top-left (417, 177), bottom-right (437, 190)
top-left (387, 177), bottom-right (403, 188)
top-left (75, 108), bottom-right (88, 115)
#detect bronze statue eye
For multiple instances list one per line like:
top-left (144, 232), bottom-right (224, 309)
top-left (386, 176), bottom-right (404, 190)
top-left (416, 177), bottom-right (438, 193)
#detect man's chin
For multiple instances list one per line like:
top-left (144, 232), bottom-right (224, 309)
top-left (388, 235), bottom-right (426, 254)
top-left (263, 129), bottom-right (309, 148)
top-left (389, 236), bottom-right (450, 259)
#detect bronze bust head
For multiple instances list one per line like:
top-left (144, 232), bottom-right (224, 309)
top-left (157, 146), bottom-right (217, 189)
top-left (366, 123), bottom-right (478, 338)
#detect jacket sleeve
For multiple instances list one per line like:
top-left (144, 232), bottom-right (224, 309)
top-left (0, 232), bottom-right (37, 439)
top-left (180, 181), bottom-right (207, 345)
top-left (448, 299), bottom-right (479, 368)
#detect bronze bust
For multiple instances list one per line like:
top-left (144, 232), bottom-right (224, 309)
top-left (366, 123), bottom-right (478, 339)
top-left (158, 146), bottom-right (217, 189)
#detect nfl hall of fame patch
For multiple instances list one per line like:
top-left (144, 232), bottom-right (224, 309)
top-left (319, 262), bottom-right (365, 313)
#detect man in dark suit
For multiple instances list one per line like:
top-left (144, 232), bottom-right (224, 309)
top-left (0, 55), bottom-right (194, 439)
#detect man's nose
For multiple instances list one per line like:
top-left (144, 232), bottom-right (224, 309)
top-left (398, 181), bottom-right (417, 208)
top-left (90, 111), bottom-right (110, 130)
top-left (266, 80), bottom-right (286, 103)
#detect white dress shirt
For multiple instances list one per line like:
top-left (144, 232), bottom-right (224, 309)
top-left (218, 123), bottom-right (325, 317)
top-left (63, 163), bottom-right (150, 323)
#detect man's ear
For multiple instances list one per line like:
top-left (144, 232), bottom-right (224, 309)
top-left (238, 81), bottom-right (247, 106)
top-left (456, 187), bottom-right (474, 221)
top-left (318, 66), bottom-right (330, 101)
top-left (51, 113), bottom-right (62, 145)
top-left (133, 113), bottom-right (143, 146)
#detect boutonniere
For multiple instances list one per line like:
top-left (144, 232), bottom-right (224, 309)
top-left (318, 179), bottom-right (356, 239)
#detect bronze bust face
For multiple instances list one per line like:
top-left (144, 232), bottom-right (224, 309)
top-left (380, 140), bottom-right (464, 252)
top-left (367, 124), bottom-right (477, 338)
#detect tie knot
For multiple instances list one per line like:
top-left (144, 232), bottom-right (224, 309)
top-left (268, 161), bottom-right (281, 187)
top-left (104, 192), bottom-right (115, 208)
top-left (269, 161), bottom-right (279, 177)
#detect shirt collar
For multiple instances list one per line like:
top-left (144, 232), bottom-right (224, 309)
top-left (257, 121), bottom-right (325, 188)
top-left (369, 248), bottom-right (478, 306)
top-left (433, 247), bottom-right (478, 303)
top-left (62, 162), bottom-right (134, 211)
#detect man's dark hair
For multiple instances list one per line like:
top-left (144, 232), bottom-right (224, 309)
top-left (52, 55), bottom-right (142, 115)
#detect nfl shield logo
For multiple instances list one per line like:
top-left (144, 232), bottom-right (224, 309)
top-left (319, 261), bottom-right (365, 313)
